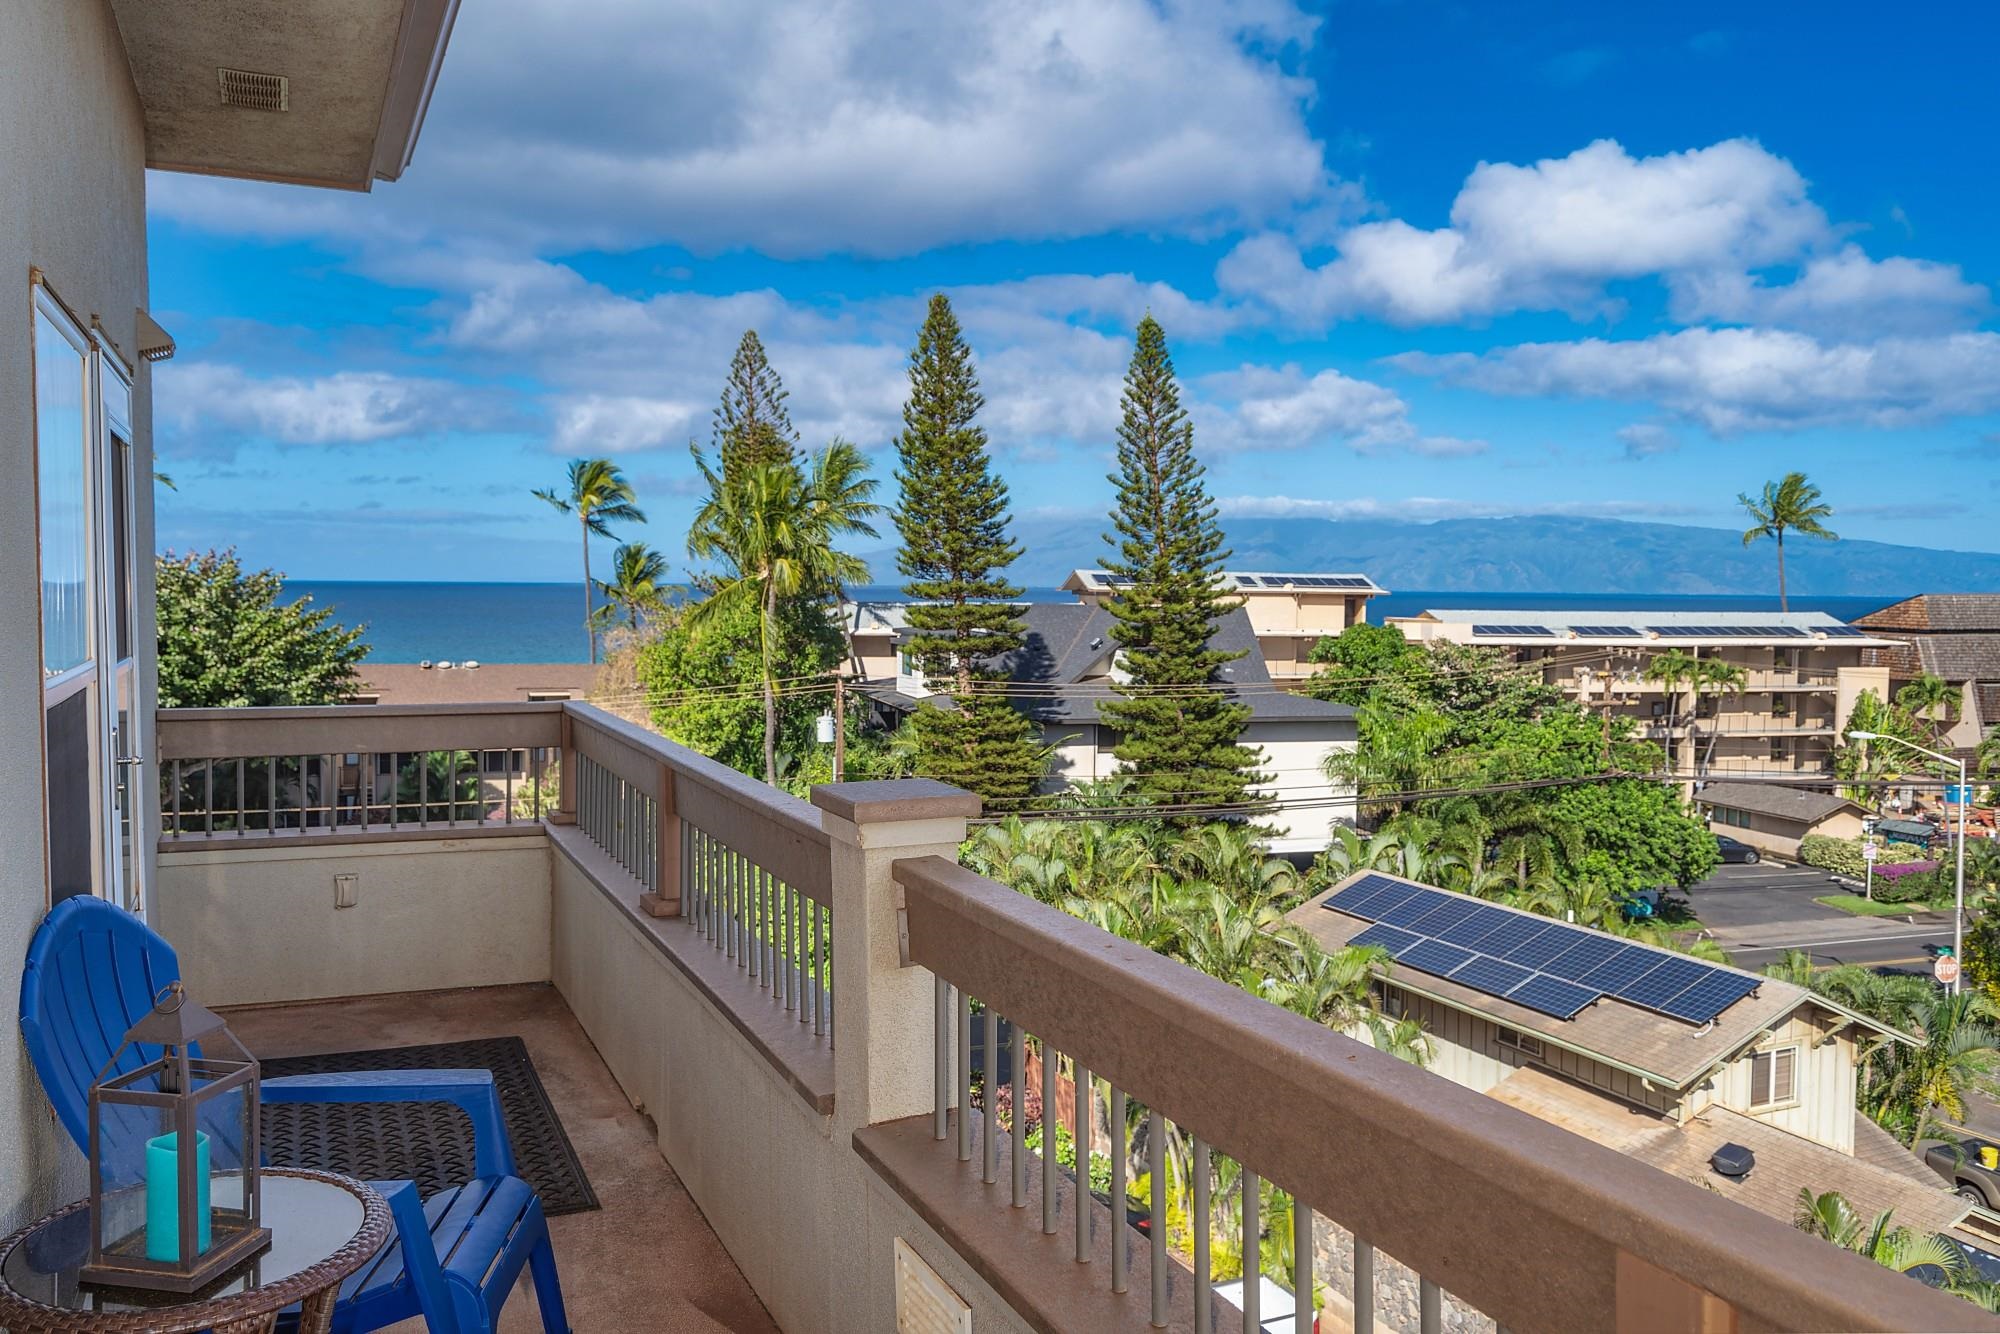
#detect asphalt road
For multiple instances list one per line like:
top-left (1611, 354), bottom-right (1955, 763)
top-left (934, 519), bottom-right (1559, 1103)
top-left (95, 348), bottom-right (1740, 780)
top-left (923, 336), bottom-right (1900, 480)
top-left (1685, 861), bottom-right (1954, 973)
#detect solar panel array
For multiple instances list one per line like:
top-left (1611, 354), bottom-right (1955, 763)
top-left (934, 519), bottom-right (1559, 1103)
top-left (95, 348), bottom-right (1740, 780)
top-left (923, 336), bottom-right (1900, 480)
top-left (1649, 624), bottom-right (1810, 638)
top-left (1470, 624), bottom-right (1557, 637)
top-left (1819, 625), bottom-right (1869, 637)
top-left (1326, 874), bottom-right (1759, 1025)
top-left (1567, 625), bottom-right (1645, 637)
top-left (1238, 575), bottom-right (1376, 589)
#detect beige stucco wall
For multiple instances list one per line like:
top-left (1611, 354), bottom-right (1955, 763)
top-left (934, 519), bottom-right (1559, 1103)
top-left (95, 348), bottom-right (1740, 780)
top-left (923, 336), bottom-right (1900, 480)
top-left (154, 834), bottom-right (553, 1005)
top-left (549, 830), bottom-right (1033, 1334)
top-left (1, 0), bottom-right (151, 1234)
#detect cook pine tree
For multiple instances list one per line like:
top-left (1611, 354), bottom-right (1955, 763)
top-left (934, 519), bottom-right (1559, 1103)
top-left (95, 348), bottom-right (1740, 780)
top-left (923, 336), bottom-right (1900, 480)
top-left (893, 294), bottom-right (1044, 804)
top-left (714, 329), bottom-right (799, 488)
top-left (1099, 315), bottom-right (1266, 814)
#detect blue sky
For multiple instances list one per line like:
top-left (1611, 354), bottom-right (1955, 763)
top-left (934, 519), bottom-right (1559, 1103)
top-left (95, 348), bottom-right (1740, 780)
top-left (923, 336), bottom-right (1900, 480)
top-left (148, 1), bottom-right (2000, 581)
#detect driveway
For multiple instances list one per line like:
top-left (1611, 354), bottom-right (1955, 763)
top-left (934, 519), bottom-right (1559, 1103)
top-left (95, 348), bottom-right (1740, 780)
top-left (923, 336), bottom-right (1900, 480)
top-left (1685, 861), bottom-right (1952, 972)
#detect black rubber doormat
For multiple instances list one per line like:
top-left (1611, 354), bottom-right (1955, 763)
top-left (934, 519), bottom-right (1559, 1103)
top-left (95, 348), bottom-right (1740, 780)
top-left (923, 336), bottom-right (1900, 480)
top-left (260, 1036), bottom-right (600, 1216)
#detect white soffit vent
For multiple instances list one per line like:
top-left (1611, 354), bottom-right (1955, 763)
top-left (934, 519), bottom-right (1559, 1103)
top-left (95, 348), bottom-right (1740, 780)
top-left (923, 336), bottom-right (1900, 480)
top-left (894, 1238), bottom-right (971, 1334)
top-left (217, 68), bottom-right (289, 112)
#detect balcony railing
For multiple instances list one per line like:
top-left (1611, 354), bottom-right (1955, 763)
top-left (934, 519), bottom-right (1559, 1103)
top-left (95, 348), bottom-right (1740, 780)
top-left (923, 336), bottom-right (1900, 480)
top-left (156, 702), bottom-right (563, 840)
top-left (148, 702), bottom-right (1996, 1334)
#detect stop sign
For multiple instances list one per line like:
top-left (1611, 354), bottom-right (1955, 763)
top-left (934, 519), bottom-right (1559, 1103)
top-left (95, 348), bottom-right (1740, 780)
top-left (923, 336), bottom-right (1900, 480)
top-left (1936, 953), bottom-right (1961, 985)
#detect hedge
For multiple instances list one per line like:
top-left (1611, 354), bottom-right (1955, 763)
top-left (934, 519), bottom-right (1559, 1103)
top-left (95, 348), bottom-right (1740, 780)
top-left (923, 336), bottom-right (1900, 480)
top-left (1798, 834), bottom-right (1929, 879)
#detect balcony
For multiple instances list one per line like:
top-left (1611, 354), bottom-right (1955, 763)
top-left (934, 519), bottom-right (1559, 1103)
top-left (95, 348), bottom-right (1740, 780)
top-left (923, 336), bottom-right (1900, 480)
top-left (142, 701), bottom-right (1993, 1332)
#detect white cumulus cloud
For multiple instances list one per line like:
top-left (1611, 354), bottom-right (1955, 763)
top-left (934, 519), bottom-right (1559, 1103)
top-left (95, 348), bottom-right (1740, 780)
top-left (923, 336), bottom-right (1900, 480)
top-left (1196, 364), bottom-right (1485, 456)
top-left (1394, 328), bottom-right (2000, 434)
top-left (151, 0), bottom-right (1343, 259)
top-left (157, 364), bottom-right (490, 450)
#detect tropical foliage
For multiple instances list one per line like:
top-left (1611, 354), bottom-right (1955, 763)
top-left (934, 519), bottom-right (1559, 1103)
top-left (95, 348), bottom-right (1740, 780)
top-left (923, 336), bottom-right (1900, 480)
top-left (684, 442), bottom-right (881, 784)
top-left (156, 549), bottom-right (366, 707)
top-left (590, 542), bottom-right (672, 637)
top-left (533, 457), bottom-right (646, 663)
top-left (1311, 636), bottom-right (1719, 898)
top-left (1792, 1189), bottom-right (1984, 1295)
top-left (1738, 470), bottom-right (1838, 611)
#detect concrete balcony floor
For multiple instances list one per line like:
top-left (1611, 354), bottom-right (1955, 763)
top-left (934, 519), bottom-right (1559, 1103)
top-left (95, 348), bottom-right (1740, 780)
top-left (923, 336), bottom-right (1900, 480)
top-left (223, 983), bottom-right (779, 1334)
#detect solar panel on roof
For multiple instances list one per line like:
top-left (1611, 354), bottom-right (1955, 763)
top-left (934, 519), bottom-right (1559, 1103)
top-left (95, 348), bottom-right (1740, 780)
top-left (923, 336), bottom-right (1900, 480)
top-left (1607, 956), bottom-right (1711, 1009)
top-left (1401, 939), bottom-right (1477, 977)
top-left (1405, 897), bottom-right (1484, 936)
top-left (1656, 972), bottom-right (1760, 1024)
top-left (1376, 887), bottom-right (1453, 929)
top-left (1568, 625), bottom-right (1644, 638)
top-left (1575, 944), bottom-right (1661, 992)
top-left (1821, 626), bottom-right (1867, 637)
top-left (1472, 624), bottom-right (1556, 637)
top-left (1540, 936), bottom-right (1626, 983)
top-left (1507, 975), bottom-right (1598, 1020)
top-left (1451, 955), bottom-right (1534, 995)
top-left (1474, 917), bottom-right (1555, 959)
top-left (1323, 874), bottom-right (1429, 922)
top-left (1350, 923), bottom-right (1421, 957)
top-left (1750, 625), bottom-right (1810, 638)
top-left (1436, 905), bottom-right (1512, 947)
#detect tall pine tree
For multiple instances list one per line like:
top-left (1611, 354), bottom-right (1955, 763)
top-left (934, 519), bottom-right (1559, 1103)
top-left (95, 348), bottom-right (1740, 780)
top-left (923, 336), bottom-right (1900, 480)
top-left (715, 330), bottom-right (799, 487)
top-left (1099, 316), bottom-right (1266, 814)
top-left (893, 295), bottom-right (1043, 805)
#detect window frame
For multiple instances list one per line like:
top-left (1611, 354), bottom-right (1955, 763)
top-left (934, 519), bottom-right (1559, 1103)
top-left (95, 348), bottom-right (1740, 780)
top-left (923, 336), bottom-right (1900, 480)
top-left (1496, 1026), bottom-right (1546, 1060)
top-left (1748, 1043), bottom-right (1800, 1111)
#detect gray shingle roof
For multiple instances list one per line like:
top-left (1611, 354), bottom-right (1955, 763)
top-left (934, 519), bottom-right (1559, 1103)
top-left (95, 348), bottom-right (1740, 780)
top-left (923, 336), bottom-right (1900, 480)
top-left (994, 603), bottom-right (1353, 726)
top-left (1695, 782), bottom-right (1865, 826)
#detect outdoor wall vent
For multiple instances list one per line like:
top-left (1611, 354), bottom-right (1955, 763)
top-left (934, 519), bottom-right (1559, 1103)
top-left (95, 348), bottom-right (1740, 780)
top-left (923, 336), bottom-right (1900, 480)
top-left (217, 68), bottom-right (289, 112)
top-left (893, 1238), bottom-right (971, 1334)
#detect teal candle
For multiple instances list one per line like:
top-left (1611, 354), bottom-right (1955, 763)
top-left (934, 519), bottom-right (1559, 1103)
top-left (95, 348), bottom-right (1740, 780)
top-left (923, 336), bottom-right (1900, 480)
top-left (144, 1131), bottom-right (211, 1261)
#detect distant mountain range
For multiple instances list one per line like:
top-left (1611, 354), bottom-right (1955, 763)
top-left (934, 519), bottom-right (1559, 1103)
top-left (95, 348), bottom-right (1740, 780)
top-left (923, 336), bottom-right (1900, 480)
top-left (893, 515), bottom-right (2000, 595)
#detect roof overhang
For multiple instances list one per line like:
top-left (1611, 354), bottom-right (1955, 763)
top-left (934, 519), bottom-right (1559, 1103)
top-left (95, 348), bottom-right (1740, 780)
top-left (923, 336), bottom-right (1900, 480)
top-left (111, 0), bottom-right (459, 191)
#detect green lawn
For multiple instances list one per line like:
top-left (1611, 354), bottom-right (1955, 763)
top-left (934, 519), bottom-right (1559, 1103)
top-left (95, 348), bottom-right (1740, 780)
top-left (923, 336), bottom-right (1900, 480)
top-left (1815, 894), bottom-right (1925, 918)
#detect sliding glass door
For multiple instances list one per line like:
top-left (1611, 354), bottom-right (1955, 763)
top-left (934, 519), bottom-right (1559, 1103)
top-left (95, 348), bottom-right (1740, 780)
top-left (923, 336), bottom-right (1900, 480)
top-left (34, 286), bottom-right (145, 912)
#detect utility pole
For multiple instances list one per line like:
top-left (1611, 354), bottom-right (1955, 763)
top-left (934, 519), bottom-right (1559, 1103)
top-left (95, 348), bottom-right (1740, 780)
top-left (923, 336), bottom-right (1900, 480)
top-left (833, 675), bottom-right (846, 782)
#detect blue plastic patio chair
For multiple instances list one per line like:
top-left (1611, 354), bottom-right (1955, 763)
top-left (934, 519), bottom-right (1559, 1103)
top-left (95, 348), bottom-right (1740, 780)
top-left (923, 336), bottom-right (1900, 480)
top-left (19, 895), bottom-right (570, 1334)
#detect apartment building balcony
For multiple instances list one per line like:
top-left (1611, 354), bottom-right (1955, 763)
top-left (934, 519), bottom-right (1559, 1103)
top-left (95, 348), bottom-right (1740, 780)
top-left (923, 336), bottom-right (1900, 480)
top-left (129, 701), bottom-right (1992, 1333)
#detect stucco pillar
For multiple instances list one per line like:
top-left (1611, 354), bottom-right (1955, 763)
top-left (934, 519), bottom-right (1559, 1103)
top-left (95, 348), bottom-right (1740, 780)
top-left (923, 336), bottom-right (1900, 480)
top-left (813, 779), bottom-right (981, 1131)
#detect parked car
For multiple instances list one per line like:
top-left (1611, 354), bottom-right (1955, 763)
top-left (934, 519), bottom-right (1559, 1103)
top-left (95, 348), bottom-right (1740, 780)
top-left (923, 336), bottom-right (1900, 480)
top-left (1923, 1137), bottom-right (2000, 1207)
top-left (1715, 834), bottom-right (1761, 865)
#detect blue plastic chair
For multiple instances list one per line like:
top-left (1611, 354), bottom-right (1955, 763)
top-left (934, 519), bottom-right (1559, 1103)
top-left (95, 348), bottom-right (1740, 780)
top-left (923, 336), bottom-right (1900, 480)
top-left (19, 896), bottom-right (570, 1334)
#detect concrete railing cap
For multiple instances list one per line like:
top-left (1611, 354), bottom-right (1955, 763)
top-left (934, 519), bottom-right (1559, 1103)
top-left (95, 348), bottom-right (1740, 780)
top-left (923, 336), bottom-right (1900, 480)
top-left (810, 779), bottom-right (981, 825)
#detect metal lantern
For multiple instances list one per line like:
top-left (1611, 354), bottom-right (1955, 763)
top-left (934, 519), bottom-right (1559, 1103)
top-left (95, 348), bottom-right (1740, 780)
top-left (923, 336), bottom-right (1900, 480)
top-left (80, 981), bottom-right (271, 1292)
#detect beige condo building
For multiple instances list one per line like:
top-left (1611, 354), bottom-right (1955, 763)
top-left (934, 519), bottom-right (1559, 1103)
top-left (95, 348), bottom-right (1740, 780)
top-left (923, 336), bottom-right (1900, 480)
top-left (1390, 609), bottom-right (1894, 777)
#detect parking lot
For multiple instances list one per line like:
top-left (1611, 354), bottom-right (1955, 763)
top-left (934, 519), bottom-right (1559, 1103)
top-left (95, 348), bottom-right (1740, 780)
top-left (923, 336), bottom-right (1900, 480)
top-left (1687, 861), bottom-right (1951, 972)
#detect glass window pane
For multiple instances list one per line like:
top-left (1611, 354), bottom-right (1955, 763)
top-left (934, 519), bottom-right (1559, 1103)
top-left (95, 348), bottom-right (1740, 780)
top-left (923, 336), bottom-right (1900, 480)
top-left (35, 310), bottom-right (91, 675)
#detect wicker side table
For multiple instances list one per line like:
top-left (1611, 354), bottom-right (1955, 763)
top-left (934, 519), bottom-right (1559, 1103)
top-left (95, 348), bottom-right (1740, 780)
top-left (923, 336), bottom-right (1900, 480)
top-left (0, 1169), bottom-right (389, 1334)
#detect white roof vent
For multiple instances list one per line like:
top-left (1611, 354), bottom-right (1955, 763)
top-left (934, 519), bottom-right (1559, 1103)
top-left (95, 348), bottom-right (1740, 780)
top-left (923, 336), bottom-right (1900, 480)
top-left (218, 68), bottom-right (289, 112)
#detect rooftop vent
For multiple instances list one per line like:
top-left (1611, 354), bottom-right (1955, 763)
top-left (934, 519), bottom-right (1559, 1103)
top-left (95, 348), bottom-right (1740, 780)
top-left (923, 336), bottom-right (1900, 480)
top-left (217, 68), bottom-right (289, 112)
top-left (1709, 1143), bottom-right (1754, 1179)
top-left (419, 660), bottom-right (434, 670)
top-left (463, 660), bottom-right (480, 669)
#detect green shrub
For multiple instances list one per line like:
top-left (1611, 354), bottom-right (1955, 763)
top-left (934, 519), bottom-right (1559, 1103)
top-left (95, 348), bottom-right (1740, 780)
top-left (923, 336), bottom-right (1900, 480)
top-left (1872, 865), bottom-right (1943, 905)
top-left (1799, 834), bottom-right (1927, 879)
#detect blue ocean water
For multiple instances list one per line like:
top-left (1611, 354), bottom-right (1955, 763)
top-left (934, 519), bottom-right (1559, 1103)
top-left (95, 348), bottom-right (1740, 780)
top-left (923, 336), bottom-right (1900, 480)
top-left (291, 580), bottom-right (1902, 665)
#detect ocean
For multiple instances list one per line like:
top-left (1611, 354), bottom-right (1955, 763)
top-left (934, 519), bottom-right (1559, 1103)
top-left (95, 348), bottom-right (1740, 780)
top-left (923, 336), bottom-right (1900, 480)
top-left (288, 580), bottom-right (1903, 666)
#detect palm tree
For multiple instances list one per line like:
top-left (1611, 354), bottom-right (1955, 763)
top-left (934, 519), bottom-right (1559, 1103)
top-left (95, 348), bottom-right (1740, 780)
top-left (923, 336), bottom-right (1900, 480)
top-left (1691, 659), bottom-right (1749, 776)
top-left (534, 458), bottom-right (646, 664)
top-left (1792, 1189), bottom-right (1971, 1277)
top-left (1897, 674), bottom-right (1961, 750)
top-left (687, 442), bottom-right (880, 785)
top-left (591, 543), bottom-right (672, 638)
top-left (1875, 990), bottom-right (2000, 1148)
top-left (1739, 472), bottom-right (1838, 612)
top-left (1643, 649), bottom-right (1699, 773)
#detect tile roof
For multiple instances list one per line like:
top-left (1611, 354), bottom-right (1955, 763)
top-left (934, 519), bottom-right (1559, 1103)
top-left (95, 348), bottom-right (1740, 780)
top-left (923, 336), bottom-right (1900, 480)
top-left (355, 662), bottom-right (599, 706)
top-left (1695, 782), bottom-right (1866, 826)
top-left (1289, 876), bottom-right (1818, 1090)
top-left (1633, 1105), bottom-right (1966, 1237)
top-left (1856, 594), bottom-right (2000, 633)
